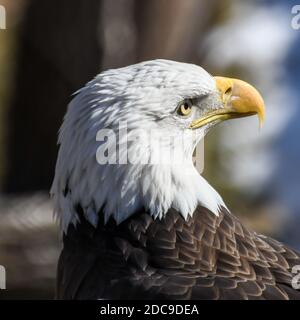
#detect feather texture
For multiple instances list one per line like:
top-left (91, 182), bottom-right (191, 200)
top-left (56, 206), bottom-right (300, 300)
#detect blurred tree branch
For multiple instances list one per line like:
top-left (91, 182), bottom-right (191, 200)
top-left (135, 0), bottom-right (216, 63)
top-left (4, 0), bottom-right (103, 192)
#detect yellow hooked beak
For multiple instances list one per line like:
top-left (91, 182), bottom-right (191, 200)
top-left (190, 77), bottom-right (265, 129)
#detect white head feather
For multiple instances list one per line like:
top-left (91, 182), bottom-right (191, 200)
top-left (51, 60), bottom-right (226, 231)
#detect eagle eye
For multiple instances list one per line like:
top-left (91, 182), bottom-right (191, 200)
top-left (177, 99), bottom-right (193, 116)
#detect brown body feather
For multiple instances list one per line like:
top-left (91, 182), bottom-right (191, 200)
top-left (56, 206), bottom-right (300, 300)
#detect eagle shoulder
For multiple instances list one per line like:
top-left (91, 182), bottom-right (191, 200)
top-left (56, 206), bottom-right (300, 300)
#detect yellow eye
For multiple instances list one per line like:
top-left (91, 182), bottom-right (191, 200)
top-left (178, 100), bottom-right (193, 116)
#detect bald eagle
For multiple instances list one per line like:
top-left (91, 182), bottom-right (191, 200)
top-left (52, 60), bottom-right (300, 300)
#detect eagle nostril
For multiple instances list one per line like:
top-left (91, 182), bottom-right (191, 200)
top-left (225, 86), bottom-right (232, 95)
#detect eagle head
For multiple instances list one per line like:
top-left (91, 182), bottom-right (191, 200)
top-left (51, 60), bottom-right (265, 230)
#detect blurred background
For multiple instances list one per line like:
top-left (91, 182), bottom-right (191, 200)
top-left (0, 0), bottom-right (299, 299)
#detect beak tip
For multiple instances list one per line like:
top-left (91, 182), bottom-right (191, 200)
top-left (259, 117), bottom-right (264, 130)
top-left (258, 102), bottom-right (265, 129)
